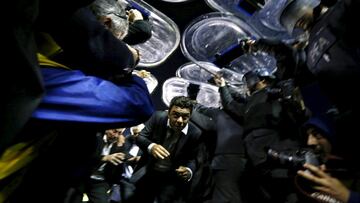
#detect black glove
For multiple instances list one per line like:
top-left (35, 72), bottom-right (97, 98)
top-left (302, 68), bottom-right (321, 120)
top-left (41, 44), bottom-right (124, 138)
top-left (187, 83), bottom-right (200, 100)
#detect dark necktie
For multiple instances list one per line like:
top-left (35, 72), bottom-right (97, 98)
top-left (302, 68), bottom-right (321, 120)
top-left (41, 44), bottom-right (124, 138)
top-left (153, 128), bottom-right (181, 172)
top-left (162, 128), bottom-right (180, 154)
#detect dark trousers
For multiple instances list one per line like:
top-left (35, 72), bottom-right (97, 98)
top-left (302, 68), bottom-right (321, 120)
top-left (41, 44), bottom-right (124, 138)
top-left (210, 154), bottom-right (247, 203)
top-left (128, 169), bottom-right (185, 203)
top-left (66, 179), bottom-right (111, 203)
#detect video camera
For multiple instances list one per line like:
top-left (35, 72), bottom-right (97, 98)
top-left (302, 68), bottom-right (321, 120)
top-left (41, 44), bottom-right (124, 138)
top-left (268, 148), bottom-right (345, 203)
top-left (267, 148), bottom-right (321, 170)
top-left (276, 79), bottom-right (295, 100)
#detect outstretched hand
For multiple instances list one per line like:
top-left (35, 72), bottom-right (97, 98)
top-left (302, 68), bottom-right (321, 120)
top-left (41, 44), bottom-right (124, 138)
top-left (103, 152), bottom-right (126, 165)
top-left (297, 163), bottom-right (350, 202)
top-left (150, 144), bottom-right (170, 159)
top-left (213, 75), bottom-right (226, 87)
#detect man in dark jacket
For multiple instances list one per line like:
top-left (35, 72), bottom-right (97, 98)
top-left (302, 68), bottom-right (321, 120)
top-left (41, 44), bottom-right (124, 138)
top-left (251, 0), bottom-right (360, 162)
top-left (91, 0), bottom-right (152, 45)
top-left (214, 71), bottom-right (305, 203)
top-left (297, 116), bottom-right (360, 203)
top-left (66, 128), bottom-right (126, 203)
top-left (128, 96), bottom-right (202, 203)
top-left (194, 105), bottom-right (247, 203)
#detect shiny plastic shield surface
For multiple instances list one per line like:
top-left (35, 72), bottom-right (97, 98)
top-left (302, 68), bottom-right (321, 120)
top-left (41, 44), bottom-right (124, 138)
top-left (175, 61), bottom-right (220, 83)
top-left (162, 77), bottom-right (221, 108)
top-left (204, 0), bottom-right (253, 20)
top-left (181, 12), bottom-right (260, 63)
top-left (247, 0), bottom-right (292, 40)
top-left (227, 51), bottom-right (277, 76)
top-left (132, 70), bottom-right (158, 94)
top-left (176, 61), bottom-right (248, 96)
top-left (158, 0), bottom-right (194, 2)
top-left (125, 0), bottom-right (180, 67)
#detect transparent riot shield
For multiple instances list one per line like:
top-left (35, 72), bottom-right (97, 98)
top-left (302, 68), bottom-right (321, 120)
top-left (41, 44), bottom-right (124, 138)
top-left (162, 77), bottom-right (222, 108)
top-left (181, 12), bottom-right (260, 64)
top-left (247, 0), bottom-right (293, 40)
top-left (175, 61), bottom-right (247, 96)
top-left (205, 0), bottom-right (262, 20)
top-left (123, 0), bottom-right (180, 67)
top-left (132, 70), bottom-right (158, 94)
top-left (180, 12), bottom-right (276, 79)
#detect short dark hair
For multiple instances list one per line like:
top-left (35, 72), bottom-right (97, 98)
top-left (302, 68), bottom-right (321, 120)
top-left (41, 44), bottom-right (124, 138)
top-left (169, 96), bottom-right (194, 113)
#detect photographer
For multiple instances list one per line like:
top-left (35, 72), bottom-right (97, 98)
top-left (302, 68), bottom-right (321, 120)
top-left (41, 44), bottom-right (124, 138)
top-left (214, 70), bottom-right (307, 202)
top-left (214, 70), bottom-right (306, 167)
top-left (296, 117), bottom-right (360, 203)
top-left (245, 0), bottom-right (360, 167)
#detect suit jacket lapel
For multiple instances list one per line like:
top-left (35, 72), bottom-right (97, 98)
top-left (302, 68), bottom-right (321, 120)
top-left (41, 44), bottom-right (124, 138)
top-left (158, 114), bottom-right (168, 144)
top-left (174, 127), bottom-right (190, 157)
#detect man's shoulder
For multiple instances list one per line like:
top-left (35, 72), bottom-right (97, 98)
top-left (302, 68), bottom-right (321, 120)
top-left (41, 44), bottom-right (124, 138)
top-left (188, 122), bottom-right (202, 137)
top-left (147, 111), bottom-right (168, 125)
top-left (190, 111), bottom-right (215, 132)
top-left (153, 110), bottom-right (167, 119)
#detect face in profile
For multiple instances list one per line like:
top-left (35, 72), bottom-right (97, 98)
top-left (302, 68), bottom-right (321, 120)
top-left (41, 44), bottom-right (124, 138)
top-left (99, 15), bottom-right (129, 40)
top-left (306, 127), bottom-right (332, 159)
top-left (168, 106), bottom-right (191, 132)
top-left (295, 10), bottom-right (314, 32)
top-left (105, 128), bottom-right (125, 143)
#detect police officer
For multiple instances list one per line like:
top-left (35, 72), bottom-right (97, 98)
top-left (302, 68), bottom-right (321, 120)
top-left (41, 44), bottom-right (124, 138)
top-left (214, 70), bottom-right (306, 203)
top-left (247, 0), bottom-right (360, 165)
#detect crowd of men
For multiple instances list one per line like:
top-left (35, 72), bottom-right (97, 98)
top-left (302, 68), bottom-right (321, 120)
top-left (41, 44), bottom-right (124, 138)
top-left (1, 0), bottom-right (360, 203)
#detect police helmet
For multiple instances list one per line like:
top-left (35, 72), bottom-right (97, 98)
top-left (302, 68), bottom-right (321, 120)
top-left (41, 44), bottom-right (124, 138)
top-left (280, 0), bottom-right (321, 34)
top-left (243, 69), bottom-right (275, 90)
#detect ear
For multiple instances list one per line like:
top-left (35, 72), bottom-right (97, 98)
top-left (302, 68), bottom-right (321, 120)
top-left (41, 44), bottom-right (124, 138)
top-left (100, 16), bottom-right (113, 29)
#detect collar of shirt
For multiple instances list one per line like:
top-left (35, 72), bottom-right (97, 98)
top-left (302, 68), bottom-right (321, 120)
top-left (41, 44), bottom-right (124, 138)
top-left (103, 135), bottom-right (108, 143)
top-left (167, 119), bottom-right (189, 135)
top-left (102, 135), bottom-right (114, 155)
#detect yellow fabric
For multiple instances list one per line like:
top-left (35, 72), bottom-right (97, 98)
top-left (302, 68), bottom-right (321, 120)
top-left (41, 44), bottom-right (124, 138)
top-left (0, 132), bottom-right (58, 179)
top-left (37, 53), bottom-right (71, 70)
top-left (0, 132), bottom-right (58, 202)
top-left (36, 32), bottom-right (63, 58)
top-left (0, 143), bottom-right (34, 180)
top-left (1, 33), bottom-right (72, 202)
top-left (35, 32), bottom-right (71, 70)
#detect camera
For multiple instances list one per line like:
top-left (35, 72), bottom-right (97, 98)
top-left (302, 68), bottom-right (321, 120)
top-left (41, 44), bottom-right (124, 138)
top-left (267, 148), bottom-right (321, 170)
top-left (268, 79), bottom-right (307, 117)
top-left (266, 79), bottom-right (296, 100)
top-left (268, 148), bottom-right (344, 203)
top-left (277, 79), bottom-right (295, 100)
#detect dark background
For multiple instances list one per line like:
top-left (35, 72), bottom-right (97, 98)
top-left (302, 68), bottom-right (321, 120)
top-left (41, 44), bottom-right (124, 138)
top-left (141, 0), bottom-right (214, 110)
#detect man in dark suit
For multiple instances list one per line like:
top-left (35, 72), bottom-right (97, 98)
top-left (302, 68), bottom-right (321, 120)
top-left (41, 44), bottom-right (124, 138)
top-left (65, 128), bottom-right (127, 203)
top-left (128, 96), bottom-right (202, 203)
top-left (213, 72), bottom-right (305, 203)
top-left (194, 101), bottom-right (247, 203)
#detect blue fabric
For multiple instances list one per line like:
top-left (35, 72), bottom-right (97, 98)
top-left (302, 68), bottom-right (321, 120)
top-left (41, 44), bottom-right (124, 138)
top-left (348, 191), bottom-right (360, 203)
top-left (32, 68), bottom-right (154, 126)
